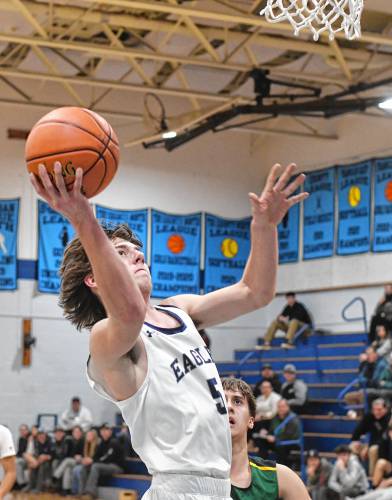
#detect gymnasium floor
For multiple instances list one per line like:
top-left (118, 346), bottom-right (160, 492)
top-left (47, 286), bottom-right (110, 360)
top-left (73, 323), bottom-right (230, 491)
top-left (10, 495), bottom-right (87, 500)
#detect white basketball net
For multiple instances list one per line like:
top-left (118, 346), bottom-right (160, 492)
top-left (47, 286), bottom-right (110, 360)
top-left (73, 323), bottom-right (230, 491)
top-left (259, 0), bottom-right (364, 41)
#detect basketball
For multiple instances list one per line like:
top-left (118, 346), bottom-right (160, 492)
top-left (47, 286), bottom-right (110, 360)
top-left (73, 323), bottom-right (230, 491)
top-left (25, 107), bottom-right (120, 199)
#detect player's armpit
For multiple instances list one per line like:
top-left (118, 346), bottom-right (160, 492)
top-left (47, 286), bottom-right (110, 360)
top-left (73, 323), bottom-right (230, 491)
top-left (277, 464), bottom-right (310, 500)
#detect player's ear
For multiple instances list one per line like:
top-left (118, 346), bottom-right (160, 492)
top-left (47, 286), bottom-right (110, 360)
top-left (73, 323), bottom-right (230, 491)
top-left (248, 416), bottom-right (255, 430)
top-left (84, 274), bottom-right (96, 289)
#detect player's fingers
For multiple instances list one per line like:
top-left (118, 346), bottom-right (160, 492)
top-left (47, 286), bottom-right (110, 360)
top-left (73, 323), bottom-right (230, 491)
top-left (274, 163), bottom-right (296, 192)
top-left (283, 173), bottom-right (306, 197)
top-left (38, 164), bottom-right (58, 198)
top-left (288, 192), bottom-right (309, 206)
top-left (30, 173), bottom-right (51, 202)
top-left (264, 164), bottom-right (282, 192)
top-left (73, 168), bottom-right (83, 194)
top-left (53, 162), bottom-right (68, 197)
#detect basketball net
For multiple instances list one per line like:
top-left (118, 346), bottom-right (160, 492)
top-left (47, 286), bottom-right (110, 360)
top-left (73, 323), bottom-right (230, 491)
top-left (259, 0), bottom-right (364, 41)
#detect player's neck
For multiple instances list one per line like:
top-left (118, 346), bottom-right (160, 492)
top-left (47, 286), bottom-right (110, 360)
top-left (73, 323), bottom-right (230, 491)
top-left (230, 436), bottom-right (251, 487)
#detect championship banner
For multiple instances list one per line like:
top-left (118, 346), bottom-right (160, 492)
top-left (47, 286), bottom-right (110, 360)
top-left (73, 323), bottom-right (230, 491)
top-left (204, 214), bottom-right (251, 293)
top-left (373, 158), bottom-right (392, 252)
top-left (0, 199), bottom-right (19, 290)
top-left (38, 200), bottom-right (75, 293)
top-left (95, 205), bottom-right (148, 252)
top-left (337, 161), bottom-right (371, 255)
top-left (278, 190), bottom-right (299, 264)
top-left (303, 167), bottom-right (335, 260)
top-left (151, 210), bottom-right (201, 298)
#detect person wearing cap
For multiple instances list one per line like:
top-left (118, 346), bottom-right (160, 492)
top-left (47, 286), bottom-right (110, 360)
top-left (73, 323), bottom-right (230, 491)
top-left (222, 377), bottom-right (310, 500)
top-left (60, 397), bottom-right (93, 432)
top-left (281, 364), bottom-right (308, 414)
top-left (0, 424), bottom-right (16, 500)
top-left (306, 449), bottom-right (333, 500)
top-left (253, 364), bottom-right (282, 397)
top-left (51, 426), bottom-right (74, 494)
top-left (328, 444), bottom-right (368, 499)
top-left (261, 292), bottom-right (313, 350)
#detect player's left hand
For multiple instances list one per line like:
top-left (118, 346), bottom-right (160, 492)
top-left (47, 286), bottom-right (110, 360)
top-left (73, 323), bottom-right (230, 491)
top-left (249, 163), bottom-right (308, 226)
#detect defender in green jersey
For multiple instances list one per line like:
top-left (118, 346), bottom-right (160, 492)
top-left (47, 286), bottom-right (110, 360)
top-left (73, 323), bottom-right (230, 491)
top-left (222, 378), bottom-right (309, 500)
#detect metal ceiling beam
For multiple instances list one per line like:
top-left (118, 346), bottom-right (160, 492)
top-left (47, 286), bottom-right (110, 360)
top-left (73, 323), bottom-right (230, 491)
top-left (9, 0), bottom-right (48, 39)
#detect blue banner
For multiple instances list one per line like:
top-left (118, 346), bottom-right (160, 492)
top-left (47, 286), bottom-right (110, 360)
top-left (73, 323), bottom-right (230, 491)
top-left (95, 205), bottom-right (148, 253)
top-left (278, 190), bottom-right (299, 264)
top-left (337, 161), bottom-right (371, 255)
top-left (38, 201), bottom-right (75, 293)
top-left (0, 199), bottom-right (19, 290)
top-left (204, 214), bottom-right (251, 293)
top-left (303, 168), bottom-right (335, 260)
top-left (151, 210), bottom-right (201, 298)
top-left (373, 158), bottom-right (392, 252)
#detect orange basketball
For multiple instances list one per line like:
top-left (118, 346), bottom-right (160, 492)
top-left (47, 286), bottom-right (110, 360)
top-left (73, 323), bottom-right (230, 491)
top-left (25, 107), bottom-right (119, 199)
top-left (167, 234), bottom-right (185, 254)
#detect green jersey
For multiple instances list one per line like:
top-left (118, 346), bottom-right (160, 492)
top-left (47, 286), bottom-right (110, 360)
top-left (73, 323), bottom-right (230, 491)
top-left (231, 456), bottom-right (279, 500)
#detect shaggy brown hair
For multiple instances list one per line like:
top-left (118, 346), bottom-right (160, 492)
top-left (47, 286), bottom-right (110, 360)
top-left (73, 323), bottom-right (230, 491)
top-left (59, 224), bottom-right (142, 331)
top-left (222, 377), bottom-right (256, 418)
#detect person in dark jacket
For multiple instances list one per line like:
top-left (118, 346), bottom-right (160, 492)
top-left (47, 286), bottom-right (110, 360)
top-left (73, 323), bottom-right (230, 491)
top-left (15, 424), bottom-right (29, 488)
top-left (52, 425), bottom-right (84, 495)
top-left (261, 292), bottom-right (312, 349)
top-left (369, 285), bottom-right (392, 343)
top-left (253, 363), bottom-right (282, 397)
top-left (81, 424), bottom-right (125, 499)
top-left (372, 422), bottom-right (392, 488)
top-left (351, 398), bottom-right (391, 476)
top-left (281, 364), bottom-right (308, 414)
top-left (24, 429), bottom-right (53, 493)
top-left (306, 449), bottom-right (334, 500)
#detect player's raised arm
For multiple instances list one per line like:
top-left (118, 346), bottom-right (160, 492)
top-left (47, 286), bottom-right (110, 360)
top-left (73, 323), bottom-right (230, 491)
top-left (166, 163), bottom-right (308, 329)
top-left (30, 162), bottom-right (147, 366)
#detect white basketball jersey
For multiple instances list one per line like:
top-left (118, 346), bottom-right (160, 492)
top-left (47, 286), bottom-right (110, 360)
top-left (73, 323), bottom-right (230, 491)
top-left (87, 305), bottom-right (231, 478)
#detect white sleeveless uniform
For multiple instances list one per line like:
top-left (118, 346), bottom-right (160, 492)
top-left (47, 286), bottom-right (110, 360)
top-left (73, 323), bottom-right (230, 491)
top-left (87, 305), bottom-right (232, 499)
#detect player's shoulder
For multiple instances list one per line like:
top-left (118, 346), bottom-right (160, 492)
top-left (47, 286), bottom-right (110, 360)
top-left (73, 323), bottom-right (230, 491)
top-left (0, 424), bottom-right (12, 437)
top-left (249, 455), bottom-right (277, 471)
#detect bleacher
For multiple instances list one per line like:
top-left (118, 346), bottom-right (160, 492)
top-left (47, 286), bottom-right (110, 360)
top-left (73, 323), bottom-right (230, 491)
top-left (102, 330), bottom-right (366, 498)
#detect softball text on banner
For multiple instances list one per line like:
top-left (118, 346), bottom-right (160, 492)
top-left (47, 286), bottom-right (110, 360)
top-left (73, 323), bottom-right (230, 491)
top-left (95, 205), bottom-right (148, 252)
top-left (151, 210), bottom-right (201, 298)
top-left (0, 199), bottom-right (19, 290)
top-left (303, 168), bottom-right (335, 259)
top-left (38, 200), bottom-right (75, 293)
top-left (337, 161), bottom-right (371, 255)
top-left (204, 215), bottom-right (251, 293)
top-left (278, 186), bottom-right (299, 263)
top-left (373, 157), bottom-right (392, 252)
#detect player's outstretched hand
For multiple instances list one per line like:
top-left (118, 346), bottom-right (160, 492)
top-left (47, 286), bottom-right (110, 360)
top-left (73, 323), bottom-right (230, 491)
top-left (249, 163), bottom-right (308, 226)
top-left (30, 161), bottom-right (91, 225)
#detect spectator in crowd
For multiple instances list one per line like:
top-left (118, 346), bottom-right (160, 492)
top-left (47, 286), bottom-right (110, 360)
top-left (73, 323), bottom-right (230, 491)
top-left (80, 424), bottom-right (125, 499)
top-left (328, 444), bottom-right (368, 499)
top-left (72, 428), bottom-right (98, 496)
top-left (23, 429), bottom-right (53, 493)
top-left (253, 364), bottom-right (282, 397)
top-left (15, 424), bottom-right (29, 489)
top-left (372, 421), bottom-right (392, 489)
top-left (254, 380), bottom-right (281, 431)
top-left (198, 329), bottom-right (211, 349)
top-left (281, 364), bottom-right (308, 414)
top-left (261, 292), bottom-right (312, 350)
top-left (370, 352), bottom-right (392, 403)
top-left (351, 399), bottom-right (391, 476)
top-left (52, 426), bottom-right (79, 494)
top-left (345, 347), bottom-right (387, 407)
top-left (258, 399), bottom-right (301, 468)
top-left (306, 449), bottom-right (333, 500)
top-left (60, 396), bottom-right (93, 432)
top-left (0, 424), bottom-right (16, 500)
top-left (117, 423), bottom-right (136, 458)
top-left (369, 285), bottom-right (392, 344)
top-left (372, 324), bottom-right (392, 360)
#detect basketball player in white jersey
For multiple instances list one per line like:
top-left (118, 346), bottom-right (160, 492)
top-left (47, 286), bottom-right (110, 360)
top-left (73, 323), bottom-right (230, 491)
top-left (30, 161), bottom-right (308, 500)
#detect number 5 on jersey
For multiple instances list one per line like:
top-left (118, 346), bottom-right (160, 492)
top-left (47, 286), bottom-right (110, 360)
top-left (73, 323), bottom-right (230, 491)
top-left (207, 377), bottom-right (227, 415)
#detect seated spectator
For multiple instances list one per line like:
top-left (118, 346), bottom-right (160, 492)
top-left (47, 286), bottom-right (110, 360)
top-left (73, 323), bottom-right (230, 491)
top-left (72, 428), bottom-right (98, 496)
top-left (23, 429), bottom-right (53, 493)
top-left (372, 323), bottom-right (392, 360)
top-left (60, 396), bottom-right (93, 433)
top-left (281, 364), bottom-right (308, 414)
top-left (80, 424), bottom-right (125, 499)
top-left (258, 399), bottom-right (301, 469)
top-left (306, 449), bottom-right (333, 500)
top-left (52, 426), bottom-right (82, 495)
top-left (328, 444), bottom-right (368, 499)
top-left (261, 292), bottom-right (312, 350)
top-left (253, 363), bottom-right (282, 397)
top-left (351, 398), bottom-right (391, 476)
top-left (373, 421), bottom-right (392, 489)
top-left (0, 424), bottom-right (16, 499)
top-left (117, 423), bottom-right (137, 458)
top-left (369, 285), bottom-right (392, 344)
top-left (15, 424), bottom-right (29, 489)
top-left (254, 381), bottom-right (281, 430)
top-left (344, 347), bottom-right (387, 407)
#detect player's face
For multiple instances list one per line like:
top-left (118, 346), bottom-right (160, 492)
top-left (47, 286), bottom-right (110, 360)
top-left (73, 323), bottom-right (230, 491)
top-left (113, 238), bottom-right (151, 288)
top-left (225, 389), bottom-right (254, 441)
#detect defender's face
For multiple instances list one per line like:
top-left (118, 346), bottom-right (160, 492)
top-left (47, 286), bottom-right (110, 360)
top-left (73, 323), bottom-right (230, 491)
top-left (224, 389), bottom-right (254, 441)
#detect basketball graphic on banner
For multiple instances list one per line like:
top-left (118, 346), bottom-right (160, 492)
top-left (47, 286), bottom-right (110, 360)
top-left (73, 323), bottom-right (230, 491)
top-left (385, 181), bottom-right (392, 203)
top-left (348, 185), bottom-right (361, 207)
top-left (167, 234), bottom-right (185, 254)
top-left (221, 238), bottom-right (238, 259)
